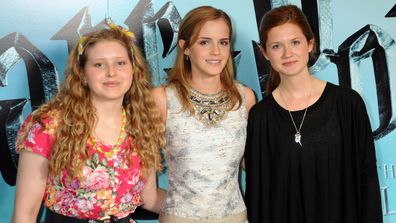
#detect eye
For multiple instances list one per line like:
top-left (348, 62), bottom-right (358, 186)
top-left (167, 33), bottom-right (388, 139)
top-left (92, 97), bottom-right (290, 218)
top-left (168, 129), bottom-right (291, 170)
top-left (94, 63), bottom-right (104, 68)
top-left (220, 40), bottom-right (229, 46)
top-left (291, 40), bottom-right (301, 46)
top-left (117, 61), bottom-right (127, 66)
top-left (198, 40), bottom-right (209, 45)
top-left (271, 44), bottom-right (280, 50)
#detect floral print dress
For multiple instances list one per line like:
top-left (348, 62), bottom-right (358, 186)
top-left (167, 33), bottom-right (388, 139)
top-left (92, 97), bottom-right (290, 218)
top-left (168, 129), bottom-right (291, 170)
top-left (17, 111), bottom-right (145, 222)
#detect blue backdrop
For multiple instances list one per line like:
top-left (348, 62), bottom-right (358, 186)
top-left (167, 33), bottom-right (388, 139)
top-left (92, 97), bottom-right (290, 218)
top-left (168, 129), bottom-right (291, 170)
top-left (0, 0), bottom-right (395, 222)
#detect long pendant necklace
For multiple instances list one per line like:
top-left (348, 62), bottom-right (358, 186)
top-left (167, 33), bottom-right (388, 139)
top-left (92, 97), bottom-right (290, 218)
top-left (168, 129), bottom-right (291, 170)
top-left (288, 107), bottom-right (308, 147)
top-left (279, 85), bottom-right (312, 147)
top-left (90, 108), bottom-right (126, 159)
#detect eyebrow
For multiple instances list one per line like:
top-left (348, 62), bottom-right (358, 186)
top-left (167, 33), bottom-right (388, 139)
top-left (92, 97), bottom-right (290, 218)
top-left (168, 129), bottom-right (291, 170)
top-left (197, 37), bottom-right (230, 41)
top-left (89, 56), bottom-right (129, 60)
top-left (268, 37), bottom-right (303, 44)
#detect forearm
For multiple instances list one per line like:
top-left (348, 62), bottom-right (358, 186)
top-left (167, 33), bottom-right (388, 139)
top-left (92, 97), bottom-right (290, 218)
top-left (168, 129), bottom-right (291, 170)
top-left (12, 208), bottom-right (41, 223)
top-left (142, 187), bottom-right (166, 213)
top-left (12, 152), bottom-right (48, 223)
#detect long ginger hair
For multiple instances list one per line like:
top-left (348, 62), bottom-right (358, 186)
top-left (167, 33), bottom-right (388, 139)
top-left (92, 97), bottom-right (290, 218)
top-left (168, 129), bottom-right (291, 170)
top-left (167, 6), bottom-right (242, 113)
top-left (17, 27), bottom-right (165, 179)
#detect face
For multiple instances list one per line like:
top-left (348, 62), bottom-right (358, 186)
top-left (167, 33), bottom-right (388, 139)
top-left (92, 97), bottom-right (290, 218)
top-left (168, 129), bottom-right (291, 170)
top-left (181, 19), bottom-right (231, 78)
top-left (262, 22), bottom-right (314, 78)
top-left (83, 40), bottom-right (133, 104)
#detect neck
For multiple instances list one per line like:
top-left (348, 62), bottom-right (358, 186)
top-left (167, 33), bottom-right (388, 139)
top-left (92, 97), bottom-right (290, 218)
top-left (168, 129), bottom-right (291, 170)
top-left (92, 100), bottom-right (124, 120)
top-left (190, 75), bottom-right (222, 94)
top-left (277, 75), bottom-right (314, 111)
top-left (278, 75), bottom-right (313, 99)
top-left (91, 101), bottom-right (125, 146)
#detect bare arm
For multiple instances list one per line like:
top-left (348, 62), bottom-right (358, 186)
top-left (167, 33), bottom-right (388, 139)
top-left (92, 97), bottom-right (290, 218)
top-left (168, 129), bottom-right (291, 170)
top-left (241, 86), bottom-right (256, 170)
top-left (140, 169), bottom-right (166, 213)
top-left (152, 86), bottom-right (167, 123)
top-left (244, 86), bottom-right (256, 113)
top-left (12, 151), bottom-right (49, 223)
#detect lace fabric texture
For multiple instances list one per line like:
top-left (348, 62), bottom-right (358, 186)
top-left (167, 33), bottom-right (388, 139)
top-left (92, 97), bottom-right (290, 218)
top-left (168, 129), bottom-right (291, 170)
top-left (161, 84), bottom-right (247, 221)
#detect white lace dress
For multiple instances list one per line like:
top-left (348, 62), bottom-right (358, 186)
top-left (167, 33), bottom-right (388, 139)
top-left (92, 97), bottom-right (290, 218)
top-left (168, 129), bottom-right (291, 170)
top-left (160, 85), bottom-right (248, 223)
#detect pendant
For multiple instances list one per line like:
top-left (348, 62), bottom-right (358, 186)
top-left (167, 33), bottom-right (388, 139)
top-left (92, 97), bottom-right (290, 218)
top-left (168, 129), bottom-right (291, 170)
top-left (294, 132), bottom-right (302, 147)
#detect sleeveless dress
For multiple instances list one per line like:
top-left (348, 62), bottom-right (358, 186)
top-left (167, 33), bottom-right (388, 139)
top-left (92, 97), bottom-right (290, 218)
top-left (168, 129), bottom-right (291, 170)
top-left (160, 84), bottom-right (248, 223)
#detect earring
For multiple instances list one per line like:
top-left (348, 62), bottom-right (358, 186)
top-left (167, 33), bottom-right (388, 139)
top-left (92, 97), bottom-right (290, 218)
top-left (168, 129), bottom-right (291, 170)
top-left (82, 78), bottom-right (88, 86)
top-left (185, 55), bottom-right (189, 61)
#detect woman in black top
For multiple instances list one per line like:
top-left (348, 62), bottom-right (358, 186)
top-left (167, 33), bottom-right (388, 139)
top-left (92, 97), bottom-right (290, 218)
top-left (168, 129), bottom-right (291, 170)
top-left (244, 4), bottom-right (382, 223)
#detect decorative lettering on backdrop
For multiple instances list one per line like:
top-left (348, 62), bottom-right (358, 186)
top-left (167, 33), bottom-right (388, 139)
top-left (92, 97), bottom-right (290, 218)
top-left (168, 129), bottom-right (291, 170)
top-left (0, 0), bottom-right (242, 186)
top-left (379, 164), bottom-right (396, 215)
top-left (0, 32), bottom-right (59, 185)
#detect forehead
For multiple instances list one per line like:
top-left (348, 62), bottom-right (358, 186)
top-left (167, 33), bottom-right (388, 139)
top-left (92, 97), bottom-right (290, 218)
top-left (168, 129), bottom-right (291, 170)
top-left (267, 22), bottom-right (305, 42)
top-left (197, 19), bottom-right (230, 38)
top-left (85, 40), bottom-right (129, 59)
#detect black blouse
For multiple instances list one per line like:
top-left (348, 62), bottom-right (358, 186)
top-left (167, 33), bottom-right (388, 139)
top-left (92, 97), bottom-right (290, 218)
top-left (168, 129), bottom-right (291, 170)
top-left (244, 83), bottom-right (382, 223)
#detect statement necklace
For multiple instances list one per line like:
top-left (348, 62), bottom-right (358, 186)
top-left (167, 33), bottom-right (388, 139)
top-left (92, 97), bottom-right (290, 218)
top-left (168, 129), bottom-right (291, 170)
top-left (90, 108), bottom-right (126, 159)
top-left (279, 86), bottom-right (312, 147)
top-left (189, 87), bottom-right (230, 127)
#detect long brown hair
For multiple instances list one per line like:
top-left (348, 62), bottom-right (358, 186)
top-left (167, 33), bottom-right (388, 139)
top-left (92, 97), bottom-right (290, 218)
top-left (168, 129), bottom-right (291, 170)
top-left (17, 27), bottom-right (165, 179)
top-left (167, 5), bottom-right (242, 112)
top-left (259, 5), bottom-right (317, 94)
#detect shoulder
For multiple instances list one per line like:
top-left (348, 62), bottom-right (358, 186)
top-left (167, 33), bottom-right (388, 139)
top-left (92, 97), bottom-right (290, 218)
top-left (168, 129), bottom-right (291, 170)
top-left (242, 86), bottom-right (256, 100)
top-left (151, 86), bottom-right (167, 122)
top-left (25, 109), bottom-right (61, 131)
top-left (243, 86), bottom-right (256, 112)
top-left (323, 83), bottom-right (370, 119)
top-left (248, 95), bottom-right (272, 118)
top-left (152, 85), bottom-right (166, 98)
top-left (330, 83), bottom-right (366, 106)
top-left (234, 82), bottom-right (257, 112)
top-left (17, 109), bottom-right (61, 159)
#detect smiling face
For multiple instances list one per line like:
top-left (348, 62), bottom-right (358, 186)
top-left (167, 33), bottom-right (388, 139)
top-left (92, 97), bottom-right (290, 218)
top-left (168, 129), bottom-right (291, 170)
top-left (83, 40), bottom-right (133, 104)
top-left (263, 22), bottom-right (314, 78)
top-left (181, 18), bottom-right (231, 79)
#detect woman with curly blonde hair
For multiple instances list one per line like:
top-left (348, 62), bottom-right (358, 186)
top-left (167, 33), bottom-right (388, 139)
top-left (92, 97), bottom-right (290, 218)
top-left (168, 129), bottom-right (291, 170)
top-left (12, 24), bottom-right (166, 223)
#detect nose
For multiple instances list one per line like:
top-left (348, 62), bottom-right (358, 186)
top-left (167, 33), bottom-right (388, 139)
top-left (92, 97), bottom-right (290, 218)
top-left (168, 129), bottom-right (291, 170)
top-left (210, 44), bottom-right (220, 55)
top-left (283, 45), bottom-right (292, 58)
top-left (106, 64), bottom-right (116, 77)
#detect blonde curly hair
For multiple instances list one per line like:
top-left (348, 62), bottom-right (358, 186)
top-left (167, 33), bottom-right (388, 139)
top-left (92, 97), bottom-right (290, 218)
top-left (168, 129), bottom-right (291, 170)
top-left (17, 27), bottom-right (165, 179)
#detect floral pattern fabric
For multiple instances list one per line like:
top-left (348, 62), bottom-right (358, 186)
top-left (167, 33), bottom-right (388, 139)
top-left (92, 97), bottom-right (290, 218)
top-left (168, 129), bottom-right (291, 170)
top-left (17, 112), bottom-right (145, 221)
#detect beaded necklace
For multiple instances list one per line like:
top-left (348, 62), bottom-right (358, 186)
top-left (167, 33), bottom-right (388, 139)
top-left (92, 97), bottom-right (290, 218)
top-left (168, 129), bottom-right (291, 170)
top-left (189, 87), bottom-right (230, 127)
top-left (90, 108), bottom-right (127, 159)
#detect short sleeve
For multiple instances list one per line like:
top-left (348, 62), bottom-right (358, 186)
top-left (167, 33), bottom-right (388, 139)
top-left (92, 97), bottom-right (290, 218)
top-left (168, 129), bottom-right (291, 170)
top-left (16, 114), bottom-right (56, 159)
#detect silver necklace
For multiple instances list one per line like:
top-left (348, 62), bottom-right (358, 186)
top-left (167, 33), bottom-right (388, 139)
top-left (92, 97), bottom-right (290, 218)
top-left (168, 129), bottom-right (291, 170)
top-left (279, 85), bottom-right (312, 147)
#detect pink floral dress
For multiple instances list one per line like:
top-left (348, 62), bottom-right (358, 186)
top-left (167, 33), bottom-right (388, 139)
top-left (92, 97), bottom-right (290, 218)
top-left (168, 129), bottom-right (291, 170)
top-left (17, 111), bottom-right (145, 222)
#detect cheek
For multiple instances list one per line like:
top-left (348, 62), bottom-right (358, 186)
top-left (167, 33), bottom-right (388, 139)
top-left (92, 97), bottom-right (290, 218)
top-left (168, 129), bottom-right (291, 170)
top-left (263, 52), bottom-right (276, 62)
top-left (224, 49), bottom-right (231, 58)
top-left (84, 67), bottom-right (100, 80)
top-left (84, 74), bottom-right (97, 85)
top-left (124, 72), bottom-right (134, 85)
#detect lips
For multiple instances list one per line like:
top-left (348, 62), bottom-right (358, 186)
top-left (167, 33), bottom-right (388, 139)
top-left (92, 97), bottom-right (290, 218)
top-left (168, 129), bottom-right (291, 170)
top-left (282, 60), bottom-right (297, 66)
top-left (206, 59), bottom-right (222, 64)
top-left (103, 81), bottom-right (119, 87)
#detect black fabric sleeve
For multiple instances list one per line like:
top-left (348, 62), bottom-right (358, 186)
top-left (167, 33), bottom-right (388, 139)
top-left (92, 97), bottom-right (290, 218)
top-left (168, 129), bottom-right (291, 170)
top-left (245, 104), bottom-right (270, 223)
top-left (245, 105), bottom-right (261, 222)
top-left (352, 92), bottom-right (383, 223)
